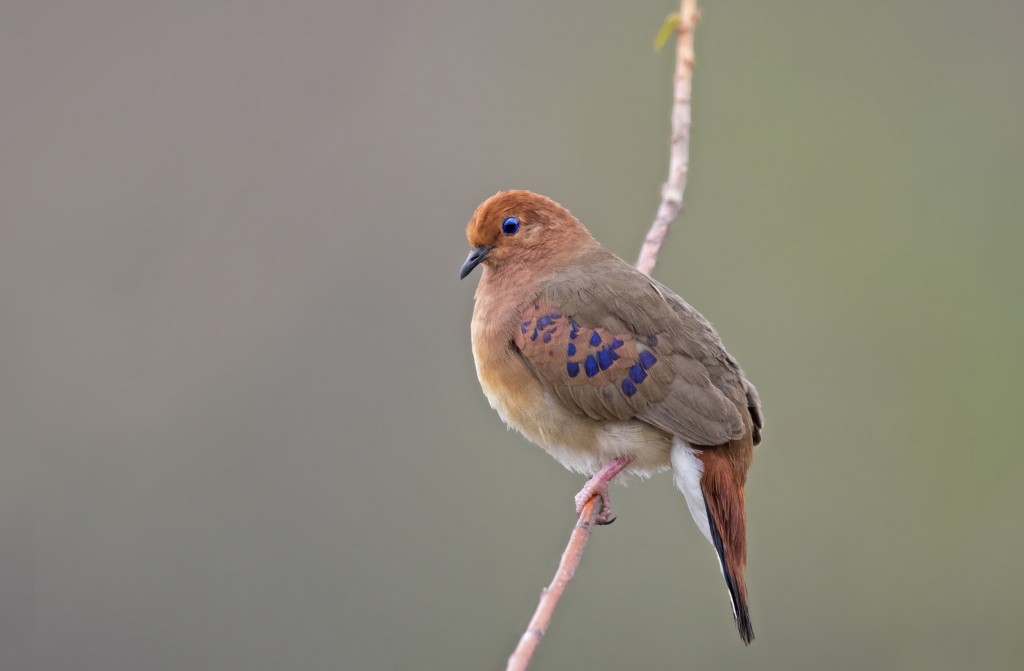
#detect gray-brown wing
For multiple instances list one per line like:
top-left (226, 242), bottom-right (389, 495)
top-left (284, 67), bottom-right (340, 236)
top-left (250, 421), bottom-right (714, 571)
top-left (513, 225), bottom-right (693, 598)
top-left (514, 253), bottom-right (748, 446)
top-left (652, 275), bottom-right (764, 445)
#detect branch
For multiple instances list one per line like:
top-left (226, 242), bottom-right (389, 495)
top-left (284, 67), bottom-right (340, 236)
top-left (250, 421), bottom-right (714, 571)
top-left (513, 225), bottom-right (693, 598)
top-left (636, 0), bottom-right (699, 277)
top-left (505, 496), bottom-right (603, 671)
top-left (506, 3), bottom-right (700, 668)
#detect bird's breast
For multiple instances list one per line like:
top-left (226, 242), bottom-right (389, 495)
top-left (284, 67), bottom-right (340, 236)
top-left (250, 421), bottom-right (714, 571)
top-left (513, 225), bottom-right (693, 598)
top-left (470, 304), bottom-right (572, 445)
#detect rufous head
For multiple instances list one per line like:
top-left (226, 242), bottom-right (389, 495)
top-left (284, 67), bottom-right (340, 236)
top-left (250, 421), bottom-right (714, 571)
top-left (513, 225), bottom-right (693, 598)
top-left (459, 190), bottom-right (595, 279)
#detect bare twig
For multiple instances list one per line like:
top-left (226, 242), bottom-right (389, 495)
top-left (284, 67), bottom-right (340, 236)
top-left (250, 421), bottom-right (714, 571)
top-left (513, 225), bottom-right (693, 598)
top-left (636, 0), bottom-right (699, 277)
top-left (506, 3), bottom-right (699, 668)
top-left (505, 496), bottom-right (603, 671)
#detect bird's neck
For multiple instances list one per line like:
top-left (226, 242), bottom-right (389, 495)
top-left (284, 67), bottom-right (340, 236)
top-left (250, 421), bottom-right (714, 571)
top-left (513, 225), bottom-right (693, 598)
top-left (473, 262), bottom-right (540, 325)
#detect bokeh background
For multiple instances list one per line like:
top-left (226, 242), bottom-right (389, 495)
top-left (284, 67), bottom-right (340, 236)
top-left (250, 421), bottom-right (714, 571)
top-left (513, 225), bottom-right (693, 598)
top-left (2, 1), bottom-right (1022, 670)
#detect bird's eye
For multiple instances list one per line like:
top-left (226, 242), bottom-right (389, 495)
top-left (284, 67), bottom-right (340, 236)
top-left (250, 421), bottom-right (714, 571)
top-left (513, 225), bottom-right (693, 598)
top-left (501, 216), bottom-right (520, 236)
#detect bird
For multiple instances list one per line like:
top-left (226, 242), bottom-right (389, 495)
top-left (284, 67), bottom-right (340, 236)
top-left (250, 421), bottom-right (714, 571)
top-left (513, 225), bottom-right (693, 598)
top-left (460, 190), bottom-right (764, 644)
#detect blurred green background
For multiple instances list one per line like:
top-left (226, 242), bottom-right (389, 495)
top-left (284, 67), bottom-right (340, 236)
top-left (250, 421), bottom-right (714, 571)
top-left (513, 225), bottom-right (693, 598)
top-left (2, 2), bottom-right (1022, 670)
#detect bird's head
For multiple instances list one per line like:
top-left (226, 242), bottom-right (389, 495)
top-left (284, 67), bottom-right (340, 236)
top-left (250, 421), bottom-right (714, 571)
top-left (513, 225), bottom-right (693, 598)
top-left (460, 190), bottom-right (595, 280)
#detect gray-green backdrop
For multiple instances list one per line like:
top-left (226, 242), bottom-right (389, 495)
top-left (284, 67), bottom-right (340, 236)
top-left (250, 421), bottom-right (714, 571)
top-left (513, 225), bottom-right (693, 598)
top-left (2, 1), bottom-right (1021, 670)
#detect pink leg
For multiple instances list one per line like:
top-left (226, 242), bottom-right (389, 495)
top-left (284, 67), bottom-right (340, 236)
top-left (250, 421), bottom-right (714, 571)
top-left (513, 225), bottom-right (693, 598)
top-left (574, 456), bottom-right (632, 524)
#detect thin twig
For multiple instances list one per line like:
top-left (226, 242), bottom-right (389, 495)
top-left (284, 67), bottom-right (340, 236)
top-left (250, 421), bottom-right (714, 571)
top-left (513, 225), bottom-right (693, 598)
top-left (505, 496), bottom-right (603, 671)
top-left (636, 0), bottom-right (699, 277)
top-left (506, 3), bottom-right (699, 668)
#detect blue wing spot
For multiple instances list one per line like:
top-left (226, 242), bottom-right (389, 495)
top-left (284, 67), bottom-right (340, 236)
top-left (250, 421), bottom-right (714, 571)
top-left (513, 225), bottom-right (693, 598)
top-left (567, 361), bottom-right (580, 377)
top-left (584, 355), bottom-right (599, 377)
top-left (639, 350), bottom-right (657, 370)
top-left (536, 316), bottom-right (551, 329)
top-left (598, 349), bottom-right (613, 370)
top-left (521, 321), bottom-right (531, 334)
top-left (531, 328), bottom-right (538, 342)
top-left (590, 331), bottom-right (602, 346)
top-left (549, 313), bottom-right (562, 319)
top-left (611, 337), bottom-right (624, 350)
top-left (621, 379), bottom-right (637, 397)
top-left (543, 332), bottom-right (552, 343)
top-left (629, 365), bottom-right (647, 384)
top-left (567, 343), bottom-right (576, 357)
top-left (647, 335), bottom-right (659, 348)
top-left (608, 349), bottom-right (620, 362)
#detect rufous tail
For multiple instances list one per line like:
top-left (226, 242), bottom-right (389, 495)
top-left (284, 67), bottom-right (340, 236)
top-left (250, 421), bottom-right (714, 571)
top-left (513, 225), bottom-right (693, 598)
top-left (700, 446), bottom-right (754, 644)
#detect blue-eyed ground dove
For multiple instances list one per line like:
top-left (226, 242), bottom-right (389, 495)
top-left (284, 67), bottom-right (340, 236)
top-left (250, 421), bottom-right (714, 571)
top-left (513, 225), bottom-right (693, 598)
top-left (460, 190), bottom-right (763, 644)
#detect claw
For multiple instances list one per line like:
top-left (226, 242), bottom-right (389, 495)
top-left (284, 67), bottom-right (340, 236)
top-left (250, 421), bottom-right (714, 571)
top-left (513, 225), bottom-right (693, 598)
top-left (573, 456), bottom-right (632, 524)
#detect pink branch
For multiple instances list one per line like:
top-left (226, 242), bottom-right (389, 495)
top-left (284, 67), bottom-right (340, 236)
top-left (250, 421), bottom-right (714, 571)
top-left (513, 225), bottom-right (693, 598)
top-left (505, 496), bottom-right (604, 671)
top-left (506, 2), bottom-right (700, 667)
top-left (637, 0), bottom-right (699, 277)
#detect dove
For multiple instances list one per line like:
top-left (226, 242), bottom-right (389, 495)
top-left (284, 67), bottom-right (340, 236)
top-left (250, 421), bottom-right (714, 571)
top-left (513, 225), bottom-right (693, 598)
top-left (460, 190), bottom-right (763, 644)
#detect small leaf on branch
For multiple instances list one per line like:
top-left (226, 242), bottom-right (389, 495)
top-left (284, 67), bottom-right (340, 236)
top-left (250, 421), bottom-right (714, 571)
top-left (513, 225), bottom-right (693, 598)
top-left (654, 12), bottom-right (681, 52)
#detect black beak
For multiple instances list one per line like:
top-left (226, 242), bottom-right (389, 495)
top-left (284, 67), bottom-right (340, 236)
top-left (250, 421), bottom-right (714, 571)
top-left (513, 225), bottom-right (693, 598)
top-left (459, 246), bottom-right (491, 279)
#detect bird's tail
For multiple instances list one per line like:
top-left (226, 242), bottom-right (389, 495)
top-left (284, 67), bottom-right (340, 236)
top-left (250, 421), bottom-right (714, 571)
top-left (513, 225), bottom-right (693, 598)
top-left (671, 439), bottom-right (754, 645)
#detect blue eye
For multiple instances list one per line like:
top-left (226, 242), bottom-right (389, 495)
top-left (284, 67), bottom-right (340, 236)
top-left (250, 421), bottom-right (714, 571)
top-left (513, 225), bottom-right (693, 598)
top-left (502, 216), bottom-right (520, 236)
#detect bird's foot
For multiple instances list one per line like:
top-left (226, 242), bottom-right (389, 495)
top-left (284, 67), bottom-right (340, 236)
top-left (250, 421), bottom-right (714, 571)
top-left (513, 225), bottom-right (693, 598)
top-left (574, 456), bottom-right (632, 525)
top-left (574, 479), bottom-right (616, 524)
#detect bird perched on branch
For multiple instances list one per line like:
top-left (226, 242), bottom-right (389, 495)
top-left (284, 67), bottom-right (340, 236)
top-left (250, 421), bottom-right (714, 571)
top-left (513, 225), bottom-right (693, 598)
top-left (460, 190), bottom-right (764, 644)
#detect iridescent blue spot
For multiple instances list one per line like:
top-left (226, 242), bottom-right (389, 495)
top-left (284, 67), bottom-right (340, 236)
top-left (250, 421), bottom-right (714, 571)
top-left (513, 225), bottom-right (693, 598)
top-left (647, 335), bottom-right (659, 348)
top-left (549, 312), bottom-right (562, 319)
top-left (608, 349), bottom-right (620, 361)
top-left (598, 349), bottom-right (613, 370)
top-left (521, 321), bottom-right (531, 334)
top-left (590, 332), bottom-right (602, 346)
top-left (629, 365), bottom-right (647, 384)
top-left (531, 328), bottom-right (538, 341)
top-left (639, 350), bottom-right (657, 370)
top-left (621, 379), bottom-right (637, 397)
top-left (569, 330), bottom-right (577, 340)
top-left (567, 343), bottom-right (576, 357)
top-left (611, 337), bottom-right (624, 350)
top-left (543, 332), bottom-right (552, 343)
top-left (567, 361), bottom-right (580, 377)
top-left (537, 315), bottom-right (553, 329)
top-left (584, 355), bottom-right (599, 377)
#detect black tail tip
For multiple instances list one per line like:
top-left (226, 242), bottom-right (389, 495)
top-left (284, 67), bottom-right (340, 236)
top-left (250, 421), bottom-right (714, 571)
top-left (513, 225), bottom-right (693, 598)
top-left (703, 491), bottom-right (755, 645)
top-left (736, 606), bottom-right (754, 645)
